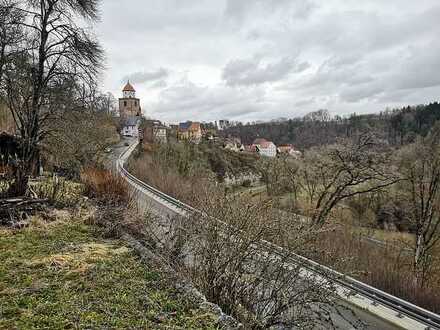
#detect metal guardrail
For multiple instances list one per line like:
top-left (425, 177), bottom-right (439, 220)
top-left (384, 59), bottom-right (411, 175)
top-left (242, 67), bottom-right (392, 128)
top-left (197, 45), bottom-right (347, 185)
top-left (118, 141), bottom-right (440, 330)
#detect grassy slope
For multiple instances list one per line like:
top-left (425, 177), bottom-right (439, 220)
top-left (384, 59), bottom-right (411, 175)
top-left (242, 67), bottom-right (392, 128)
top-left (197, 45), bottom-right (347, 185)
top-left (0, 217), bottom-right (216, 329)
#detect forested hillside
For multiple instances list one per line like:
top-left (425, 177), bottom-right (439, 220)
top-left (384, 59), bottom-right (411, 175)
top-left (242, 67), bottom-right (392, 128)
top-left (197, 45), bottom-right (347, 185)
top-left (223, 102), bottom-right (440, 149)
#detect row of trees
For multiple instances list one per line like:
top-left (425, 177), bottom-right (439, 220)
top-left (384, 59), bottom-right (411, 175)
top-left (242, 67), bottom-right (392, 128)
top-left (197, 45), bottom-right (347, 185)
top-left (0, 0), bottom-right (110, 196)
top-left (223, 104), bottom-right (440, 149)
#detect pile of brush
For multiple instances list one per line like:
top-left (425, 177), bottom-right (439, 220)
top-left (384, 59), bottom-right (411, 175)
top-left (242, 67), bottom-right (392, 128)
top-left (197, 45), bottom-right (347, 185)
top-left (0, 198), bottom-right (48, 228)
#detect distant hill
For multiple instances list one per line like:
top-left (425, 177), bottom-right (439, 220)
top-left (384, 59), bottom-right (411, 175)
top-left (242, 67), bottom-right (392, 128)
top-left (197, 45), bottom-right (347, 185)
top-left (223, 102), bottom-right (440, 150)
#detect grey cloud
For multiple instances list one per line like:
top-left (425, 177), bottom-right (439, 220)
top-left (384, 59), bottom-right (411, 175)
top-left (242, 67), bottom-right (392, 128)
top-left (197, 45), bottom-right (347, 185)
top-left (122, 68), bottom-right (169, 84)
top-left (339, 84), bottom-right (384, 103)
top-left (222, 57), bottom-right (310, 86)
top-left (150, 79), bottom-right (168, 89)
top-left (99, 0), bottom-right (440, 123)
top-left (225, 0), bottom-right (316, 23)
top-left (392, 45), bottom-right (440, 90)
top-left (149, 79), bottom-right (267, 122)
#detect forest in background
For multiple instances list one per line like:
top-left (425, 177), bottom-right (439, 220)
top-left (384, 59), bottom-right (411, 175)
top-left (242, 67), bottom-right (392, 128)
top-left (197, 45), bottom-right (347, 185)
top-left (223, 102), bottom-right (440, 149)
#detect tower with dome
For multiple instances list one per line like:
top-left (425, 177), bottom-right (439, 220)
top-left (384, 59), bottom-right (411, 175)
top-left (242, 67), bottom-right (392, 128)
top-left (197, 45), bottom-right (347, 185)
top-left (119, 81), bottom-right (141, 118)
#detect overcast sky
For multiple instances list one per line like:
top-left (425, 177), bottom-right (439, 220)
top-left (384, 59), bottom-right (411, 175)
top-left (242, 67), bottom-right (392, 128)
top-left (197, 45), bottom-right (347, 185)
top-left (96, 0), bottom-right (440, 124)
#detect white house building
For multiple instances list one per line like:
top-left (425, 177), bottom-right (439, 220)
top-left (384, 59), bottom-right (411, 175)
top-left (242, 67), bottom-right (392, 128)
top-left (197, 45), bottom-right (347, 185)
top-left (121, 116), bottom-right (141, 137)
top-left (252, 138), bottom-right (277, 158)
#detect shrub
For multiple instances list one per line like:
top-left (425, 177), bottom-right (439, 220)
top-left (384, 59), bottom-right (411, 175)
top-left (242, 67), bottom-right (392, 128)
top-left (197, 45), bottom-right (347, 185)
top-left (241, 179), bottom-right (252, 188)
top-left (81, 168), bottom-right (129, 204)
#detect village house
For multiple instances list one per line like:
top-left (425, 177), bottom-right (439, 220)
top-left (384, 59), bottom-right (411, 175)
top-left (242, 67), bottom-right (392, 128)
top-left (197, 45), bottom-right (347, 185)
top-left (141, 119), bottom-right (168, 144)
top-left (178, 121), bottom-right (202, 143)
top-left (277, 144), bottom-right (301, 157)
top-left (121, 116), bottom-right (141, 137)
top-left (251, 138), bottom-right (277, 157)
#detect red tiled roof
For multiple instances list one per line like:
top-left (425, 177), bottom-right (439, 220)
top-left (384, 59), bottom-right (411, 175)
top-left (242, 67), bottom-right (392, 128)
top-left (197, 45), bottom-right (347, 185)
top-left (123, 81), bottom-right (136, 92)
top-left (189, 122), bottom-right (201, 132)
top-left (253, 138), bottom-right (268, 145)
top-left (252, 138), bottom-right (274, 149)
top-left (179, 121), bottom-right (201, 132)
top-left (259, 141), bottom-right (274, 149)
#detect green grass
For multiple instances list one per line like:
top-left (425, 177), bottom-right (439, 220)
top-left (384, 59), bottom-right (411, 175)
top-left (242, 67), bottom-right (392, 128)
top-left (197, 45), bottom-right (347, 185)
top-left (0, 218), bottom-right (217, 329)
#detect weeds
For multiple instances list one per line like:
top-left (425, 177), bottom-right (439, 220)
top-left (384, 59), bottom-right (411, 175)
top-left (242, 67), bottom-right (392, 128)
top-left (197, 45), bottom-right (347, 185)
top-left (81, 167), bottom-right (129, 204)
top-left (30, 176), bottom-right (84, 207)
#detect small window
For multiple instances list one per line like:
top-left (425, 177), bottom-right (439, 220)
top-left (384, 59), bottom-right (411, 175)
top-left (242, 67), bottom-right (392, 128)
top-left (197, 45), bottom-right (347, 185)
top-left (135, 101), bottom-right (137, 106)
top-left (124, 101), bottom-right (127, 107)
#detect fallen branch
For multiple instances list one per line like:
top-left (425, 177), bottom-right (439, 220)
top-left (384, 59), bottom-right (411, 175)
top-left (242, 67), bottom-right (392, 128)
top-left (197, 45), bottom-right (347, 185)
top-left (0, 197), bottom-right (49, 226)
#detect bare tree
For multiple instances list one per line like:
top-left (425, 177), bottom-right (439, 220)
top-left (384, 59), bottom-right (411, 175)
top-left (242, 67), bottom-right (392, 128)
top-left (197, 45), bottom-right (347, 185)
top-left (1, 0), bottom-right (103, 196)
top-left (299, 134), bottom-right (398, 226)
top-left (397, 124), bottom-right (440, 286)
top-left (304, 109), bottom-right (331, 122)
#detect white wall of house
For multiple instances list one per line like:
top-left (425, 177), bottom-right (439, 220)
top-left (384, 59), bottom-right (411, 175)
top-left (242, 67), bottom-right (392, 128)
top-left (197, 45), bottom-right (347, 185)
top-left (154, 128), bottom-right (167, 143)
top-left (122, 125), bottom-right (139, 137)
top-left (259, 143), bottom-right (277, 157)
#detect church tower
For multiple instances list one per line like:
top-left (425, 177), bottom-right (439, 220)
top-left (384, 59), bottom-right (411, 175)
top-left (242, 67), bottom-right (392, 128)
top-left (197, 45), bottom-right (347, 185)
top-left (119, 81), bottom-right (141, 117)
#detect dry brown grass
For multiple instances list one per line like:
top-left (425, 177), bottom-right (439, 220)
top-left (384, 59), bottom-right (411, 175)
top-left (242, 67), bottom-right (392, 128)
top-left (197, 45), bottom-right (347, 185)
top-left (311, 226), bottom-right (440, 314)
top-left (81, 168), bottom-right (129, 203)
top-left (128, 153), bottom-right (216, 209)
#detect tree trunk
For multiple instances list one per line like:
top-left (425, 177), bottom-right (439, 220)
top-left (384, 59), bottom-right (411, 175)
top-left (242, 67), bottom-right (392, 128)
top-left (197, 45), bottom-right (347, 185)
top-left (7, 165), bottom-right (29, 196)
top-left (414, 234), bottom-right (426, 288)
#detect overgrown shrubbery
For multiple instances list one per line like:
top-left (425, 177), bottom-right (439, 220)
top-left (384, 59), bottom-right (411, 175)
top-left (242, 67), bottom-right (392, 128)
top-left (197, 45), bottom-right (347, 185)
top-left (45, 111), bottom-right (119, 179)
top-left (81, 168), bottom-right (129, 204)
top-left (135, 141), bottom-right (259, 184)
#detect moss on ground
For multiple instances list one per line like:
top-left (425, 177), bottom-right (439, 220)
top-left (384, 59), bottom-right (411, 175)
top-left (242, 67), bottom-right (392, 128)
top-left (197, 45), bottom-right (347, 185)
top-left (0, 217), bottom-right (217, 329)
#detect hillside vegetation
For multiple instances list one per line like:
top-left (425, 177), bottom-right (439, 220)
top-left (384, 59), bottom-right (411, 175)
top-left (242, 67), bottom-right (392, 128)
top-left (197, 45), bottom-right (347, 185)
top-left (130, 142), bottom-right (259, 196)
top-left (129, 123), bottom-right (440, 314)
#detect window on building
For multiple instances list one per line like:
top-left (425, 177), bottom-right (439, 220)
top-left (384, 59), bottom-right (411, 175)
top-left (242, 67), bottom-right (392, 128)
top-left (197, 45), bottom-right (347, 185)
top-left (124, 101), bottom-right (127, 107)
top-left (135, 101), bottom-right (137, 106)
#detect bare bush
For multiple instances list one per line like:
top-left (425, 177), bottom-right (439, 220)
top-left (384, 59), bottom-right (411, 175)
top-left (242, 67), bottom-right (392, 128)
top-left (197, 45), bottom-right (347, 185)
top-left (164, 194), bottom-right (361, 329)
top-left (45, 110), bottom-right (119, 178)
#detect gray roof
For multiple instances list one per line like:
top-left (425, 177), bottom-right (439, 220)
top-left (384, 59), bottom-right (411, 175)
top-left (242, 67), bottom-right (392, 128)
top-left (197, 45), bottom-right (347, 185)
top-left (179, 121), bottom-right (192, 130)
top-left (124, 116), bottom-right (140, 127)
